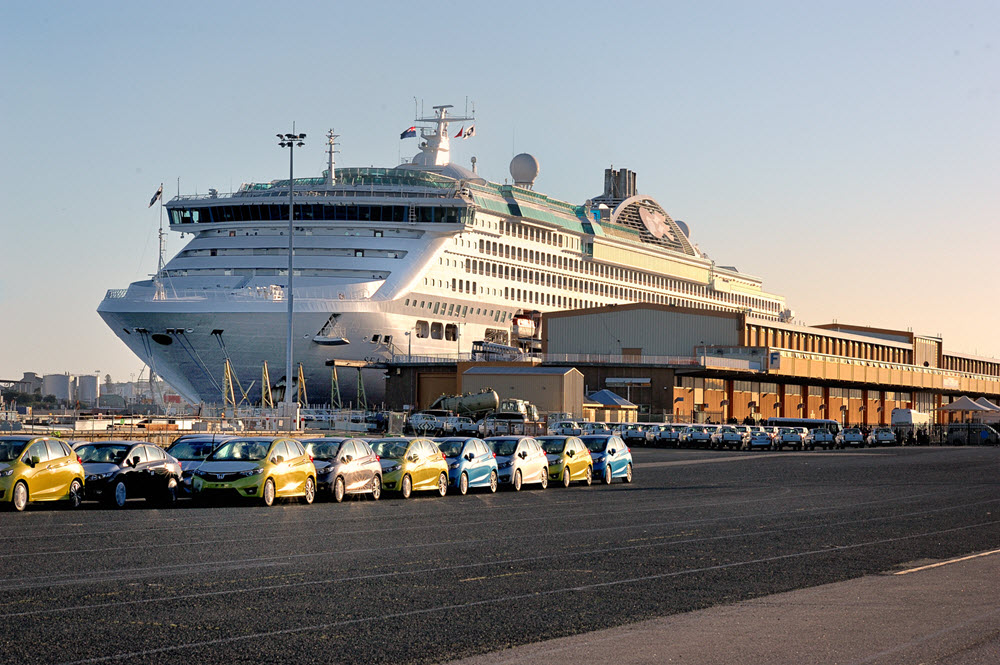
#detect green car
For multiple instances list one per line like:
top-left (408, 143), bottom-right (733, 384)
top-left (371, 438), bottom-right (449, 499)
top-left (191, 437), bottom-right (316, 506)
top-left (0, 436), bottom-right (85, 512)
top-left (537, 435), bottom-right (594, 487)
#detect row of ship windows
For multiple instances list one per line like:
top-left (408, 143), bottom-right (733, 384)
top-left (420, 271), bottom-right (754, 316)
top-left (403, 298), bottom-right (511, 325)
top-left (178, 247), bottom-right (407, 259)
top-left (162, 268), bottom-right (390, 279)
top-left (170, 204), bottom-right (469, 225)
top-left (475, 241), bottom-right (777, 312)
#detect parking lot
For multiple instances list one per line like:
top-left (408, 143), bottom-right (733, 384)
top-left (2, 446), bottom-right (999, 664)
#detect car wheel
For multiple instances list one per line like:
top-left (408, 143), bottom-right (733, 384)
top-left (110, 480), bottom-right (127, 508)
top-left (584, 466), bottom-right (593, 486)
top-left (562, 467), bottom-right (570, 488)
top-left (67, 479), bottom-right (83, 509)
top-left (401, 474), bottom-right (412, 499)
top-left (302, 477), bottom-right (316, 505)
top-left (369, 475), bottom-right (382, 501)
top-left (262, 478), bottom-right (276, 506)
top-left (459, 472), bottom-right (469, 496)
top-left (489, 470), bottom-right (498, 493)
top-left (624, 463), bottom-right (633, 483)
top-left (437, 473), bottom-right (448, 497)
top-left (603, 465), bottom-right (613, 485)
top-left (333, 476), bottom-right (346, 503)
top-left (12, 481), bottom-right (28, 512)
top-left (540, 468), bottom-right (548, 489)
top-left (513, 469), bottom-right (523, 492)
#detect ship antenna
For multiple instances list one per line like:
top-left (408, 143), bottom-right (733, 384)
top-left (155, 182), bottom-right (165, 299)
top-left (325, 129), bottom-right (340, 186)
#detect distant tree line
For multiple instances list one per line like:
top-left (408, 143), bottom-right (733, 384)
top-left (1, 389), bottom-right (59, 408)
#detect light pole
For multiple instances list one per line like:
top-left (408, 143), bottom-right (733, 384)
top-left (277, 130), bottom-right (305, 426)
top-left (405, 330), bottom-right (412, 362)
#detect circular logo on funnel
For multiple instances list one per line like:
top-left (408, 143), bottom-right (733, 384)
top-left (639, 206), bottom-right (675, 241)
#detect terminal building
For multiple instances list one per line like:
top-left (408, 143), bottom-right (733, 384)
top-left (540, 303), bottom-right (1000, 424)
top-left (385, 302), bottom-right (1000, 425)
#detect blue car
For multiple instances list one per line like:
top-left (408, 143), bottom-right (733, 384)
top-left (435, 437), bottom-right (499, 495)
top-left (580, 434), bottom-right (633, 484)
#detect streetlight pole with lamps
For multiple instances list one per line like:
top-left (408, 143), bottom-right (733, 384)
top-left (277, 130), bottom-right (305, 429)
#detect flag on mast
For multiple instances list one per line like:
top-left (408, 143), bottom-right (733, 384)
top-left (454, 125), bottom-right (465, 138)
top-left (464, 125), bottom-right (476, 138)
top-left (148, 184), bottom-right (163, 207)
top-left (399, 126), bottom-right (416, 139)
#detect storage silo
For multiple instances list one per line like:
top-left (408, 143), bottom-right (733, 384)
top-left (42, 374), bottom-right (73, 401)
top-left (77, 375), bottom-right (100, 406)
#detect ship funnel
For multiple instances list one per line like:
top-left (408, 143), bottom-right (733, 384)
top-left (603, 167), bottom-right (637, 200)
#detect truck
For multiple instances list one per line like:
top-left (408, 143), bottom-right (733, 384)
top-left (428, 389), bottom-right (500, 418)
top-left (479, 398), bottom-right (544, 437)
top-left (890, 408), bottom-right (931, 428)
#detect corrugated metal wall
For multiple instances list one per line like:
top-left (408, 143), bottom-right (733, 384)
top-left (546, 309), bottom-right (739, 356)
top-left (462, 369), bottom-right (584, 418)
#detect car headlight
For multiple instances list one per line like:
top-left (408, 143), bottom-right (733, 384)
top-left (384, 463), bottom-right (401, 473)
top-left (239, 468), bottom-right (264, 477)
top-left (591, 454), bottom-right (605, 462)
top-left (449, 462), bottom-right (460, 469)
top-left (194, 469), bottom-right (210, 478)
top-left (0, 469), bottom-right (13, 477)
top-left (86, 471), bottom-right (114, 482)
top-left (498, 460), bottom-right (512, 469)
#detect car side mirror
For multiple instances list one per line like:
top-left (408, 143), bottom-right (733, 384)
top-left (342, 455), bottom-right (353, 463)
top-left (407, 454), bottom-right (418, 463)
top-left (609, 449), bottom-right (616, 455)
top-left (131, 456), bottom-right (141, 467)
top-left (274, 455), bottom-right (284, 464)
top-left (28, 455), bottom-right (40, 467)
top-left (567, 450), bottom-right (574, 457)
top-left (465, 453), bottom-right (475, 461)
top-left (518, 451), bottom-right (527, 459)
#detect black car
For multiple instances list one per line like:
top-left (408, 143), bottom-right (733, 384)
top-left (74, 441), bottom-right (182, 507)
top-left (165, 434), bottom-right (233, 495)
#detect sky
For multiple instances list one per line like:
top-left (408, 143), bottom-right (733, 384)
top-left (1, 0), bottom-right (998, 384)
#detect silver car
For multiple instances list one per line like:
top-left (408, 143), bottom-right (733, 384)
top-left (302, 437), bottom-right (382, 501)
top-left (485, 436), bottom-right (549, 491)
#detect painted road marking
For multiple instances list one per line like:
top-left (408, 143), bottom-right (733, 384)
top-left (893, 547), bottom-right (1000, 576)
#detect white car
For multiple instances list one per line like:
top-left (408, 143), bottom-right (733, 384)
top-left (683, 425), bottom-right (715, 448)
top-left (747, 429), bottom-right (774, 450)
top-left (441, 416), bottom-right (479, 436)
top-left (582, 422), bottom-right (614, 435)
top-left (655, 425), bottom-right (685, 448)
top-left (622, 424), bottom-right (653, 447)
top-left (548, 420), bottom-right (584, 436)
top-left (775, 427), bottom-right (806, 451)
top-left (804, 428), bottom-right (836, 450)
top-left (837, 428), bottom-right (866, 448)
top-left (712, 426), bottom-right (746, 450)
top-left (867, 428), bottom-right (897, 447)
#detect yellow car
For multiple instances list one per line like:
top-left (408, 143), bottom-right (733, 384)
top-left (0, 436), bottom-right (85, 511)
top-left (191, 437), bottom-right (316, 506)
top-left (371, 438), bottom-right (449, 498)
top-left (537, 436), bottom-right (593, 487)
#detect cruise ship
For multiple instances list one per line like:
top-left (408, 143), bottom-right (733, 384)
top-left (98, 104), bottom-right (789, 405)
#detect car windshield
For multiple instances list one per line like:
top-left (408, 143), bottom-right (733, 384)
top-left (487, 439), bottom-right (518, 457)
top-left (209, 440), bottom-right (270, 461)
top-left (846, 428), bottom-right (861, 435)
top-left (305, 441), bottom-right (342, 460)
top-left (0, 440), bottom-right (30, 462)
top-left (77, 444), bottom-right (131, 464)
top-left (371, 440), bottom-right (410, 459)
top-left (166, 441), bottom-right (217, 460)
top-left (437, 441), bottom-right (466, 458)
top-left (581, 436), bottom-right (610, 453)
top-left (537, 438), bottom-right (567, 454)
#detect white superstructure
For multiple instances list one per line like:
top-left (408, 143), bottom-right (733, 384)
top-left (98, 104), bottom-right (788, 405)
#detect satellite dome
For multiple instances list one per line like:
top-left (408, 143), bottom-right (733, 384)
top-left (675, 219), bottom-right (690, 237)
top-left (510, 153), bottom-right (539, 188)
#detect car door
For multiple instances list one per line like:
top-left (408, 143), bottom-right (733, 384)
top-left (124, 445), bottom-right (150, 497)
top-left (268, 441), bottom-right (292, 494)
top-left (340, 440), bottom-right (361, 491)
top-left (144, 445), bottom-right (172, 496)
top-left (22, 441), bottom-right (53, 499)
top-left (45, 440), bottom-right (75, 496)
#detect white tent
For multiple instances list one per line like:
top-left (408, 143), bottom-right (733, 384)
top-left (973, 397), bottom-right (1000, 411)
top-left (938, 395), bottom-right (991, 412)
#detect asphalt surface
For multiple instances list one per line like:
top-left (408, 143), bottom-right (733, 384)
top-left (2, 446), bottom-right (998, 664)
